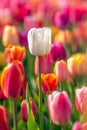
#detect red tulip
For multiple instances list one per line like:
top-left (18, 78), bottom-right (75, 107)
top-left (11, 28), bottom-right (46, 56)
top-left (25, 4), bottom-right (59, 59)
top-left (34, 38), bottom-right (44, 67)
top-left (1, 61), bottom-right (26, 100)
top-left (0, 105), bottom-right (10, 130)
top-left (20, 98), bottom-right (36, 122)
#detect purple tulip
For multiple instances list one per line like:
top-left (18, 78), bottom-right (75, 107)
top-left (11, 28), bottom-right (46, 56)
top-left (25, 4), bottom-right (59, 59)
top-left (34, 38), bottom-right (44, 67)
top-left (54, 10), bottom-right (71, 29)
top-left (18, 30), bottom-right (28, 48)
top-left (50, 43), bottom-right (67, 62)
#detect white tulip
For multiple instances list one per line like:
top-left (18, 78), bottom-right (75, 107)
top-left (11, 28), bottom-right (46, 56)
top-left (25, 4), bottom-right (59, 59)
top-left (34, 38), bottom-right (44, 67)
top-left (28, 27), bottom-right (51, 56)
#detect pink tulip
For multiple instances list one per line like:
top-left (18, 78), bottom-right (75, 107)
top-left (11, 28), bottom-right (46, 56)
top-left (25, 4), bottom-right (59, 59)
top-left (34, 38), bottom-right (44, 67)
top-left (72, 121), bottom-right (87, 130)
top-left (54, 60), bottom-right (68, 83)
top-left (24, 15), bottom-right (43, 30)
top-left (0, 8), bottom-right (12, 25)
top-left (34, 55), bottom-right (51, 76)
top-left (72, 121), bottom-right (82, 130)
top-left (47, 91), bottom-right (72, 125)
top-left (75, 87), bottom-right (87, 116)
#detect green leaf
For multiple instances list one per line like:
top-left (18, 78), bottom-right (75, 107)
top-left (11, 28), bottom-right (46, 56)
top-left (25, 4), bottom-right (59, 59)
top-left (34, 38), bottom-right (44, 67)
top-left (43, 116), bottom-right (50, 130)
top-left (27, 108), bottom-right (40, 130)
top-left (26, 83), bottom-right (40, 130)
top-left (63, 121), bottom-right (72, 130)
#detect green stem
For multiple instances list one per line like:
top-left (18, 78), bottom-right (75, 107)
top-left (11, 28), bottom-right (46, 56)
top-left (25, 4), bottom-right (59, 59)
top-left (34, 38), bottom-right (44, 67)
top-left (50, 119), bottom-right (52, 130)
top-left (60, 83), bottom-right (62, 92)
top-left (61, 125), bottom-right (65, 130)
top-left (38, 56), bottom-right (43, 130)
top-left (12, 100), bottom-right (18, 130)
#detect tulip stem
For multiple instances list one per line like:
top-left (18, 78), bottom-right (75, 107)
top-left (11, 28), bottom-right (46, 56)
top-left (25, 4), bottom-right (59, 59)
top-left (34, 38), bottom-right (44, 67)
top-left (12, 100), bottom-right (18, 130)
top-left (50, 119), bottom-right (53, 130)
top-left (61, 125), bottom-right (65, 130)
top-left (60, 83), bottom-right (62, 92)
top-left (38, 56), bottom-right (43, 130)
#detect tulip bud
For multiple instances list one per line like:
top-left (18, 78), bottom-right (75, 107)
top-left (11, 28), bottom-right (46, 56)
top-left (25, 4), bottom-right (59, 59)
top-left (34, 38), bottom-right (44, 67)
top-left (34, 55), bottom-right (51, 75)
top-left (5, 45), bottom-right (26, 63)
top-left (47, 91), bottom-right (72, 125)
top-left (36, 73), bottom-right (58, 94)
top-left (50, 43), bottom-right (67, 62)
top-left (2, 25), bottom-right (19, 47)
top-left (20, 98), bottom-right (36, 122)
top-left (54, 60), bottom-right (68, 83)
top-left (0, 105), bottom-right (10, 130)
top-left (1, 61), bottom-right (26, 100)
top-left (20, 100), bottom-right (28, 122)
top-left (72, 121), bottom-right (82, 130)
top-left (75, 87), bottom-right (87, 116)
top-left (28, 27), bottom-right (51, 56)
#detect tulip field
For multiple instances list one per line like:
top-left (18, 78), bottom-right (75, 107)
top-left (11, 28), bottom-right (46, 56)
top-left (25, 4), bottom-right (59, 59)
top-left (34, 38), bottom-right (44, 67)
top-left (0, 0), bottom-right (87, 130)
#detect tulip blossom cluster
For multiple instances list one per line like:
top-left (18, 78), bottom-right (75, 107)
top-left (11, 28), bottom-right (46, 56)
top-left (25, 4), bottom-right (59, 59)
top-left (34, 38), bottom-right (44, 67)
top-left (0, 0), bottom-right (87, 128)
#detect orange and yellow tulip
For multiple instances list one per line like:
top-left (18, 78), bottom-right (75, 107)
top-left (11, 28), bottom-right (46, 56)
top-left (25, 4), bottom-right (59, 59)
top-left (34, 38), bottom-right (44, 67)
top-left (5, 44), bottom-right (26, 63)
top-left (36, 73), bottom-right (58, 94)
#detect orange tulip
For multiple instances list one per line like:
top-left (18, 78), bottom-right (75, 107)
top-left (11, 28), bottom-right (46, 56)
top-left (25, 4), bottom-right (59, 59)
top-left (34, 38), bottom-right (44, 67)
top-left (36, 73), bottom-right (58, 93)
top-left (5, 44), bottom-right (26, 63)
top-left (1, 61), bottom-right (26, 100)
